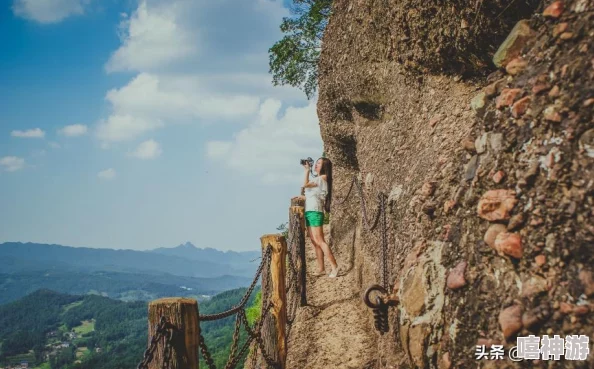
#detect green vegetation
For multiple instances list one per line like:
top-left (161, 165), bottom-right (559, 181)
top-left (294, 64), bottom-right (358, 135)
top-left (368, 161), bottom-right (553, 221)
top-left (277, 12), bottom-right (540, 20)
top-left (0, 287), bottom-right (261, 369)
top-left (269, 0), bottom-right (332, 99)
top-left (72, 320), bottom-right (94, 335)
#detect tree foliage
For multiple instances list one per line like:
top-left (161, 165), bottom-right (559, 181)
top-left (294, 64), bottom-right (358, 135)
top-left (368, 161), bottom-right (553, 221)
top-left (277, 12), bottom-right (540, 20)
top-left (269, 0), bottom-right (332, 99)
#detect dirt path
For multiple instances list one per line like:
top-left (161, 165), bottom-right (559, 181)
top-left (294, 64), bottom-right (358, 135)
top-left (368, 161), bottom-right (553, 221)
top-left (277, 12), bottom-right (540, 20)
top-left (285, 225), bottom-right (378, 369)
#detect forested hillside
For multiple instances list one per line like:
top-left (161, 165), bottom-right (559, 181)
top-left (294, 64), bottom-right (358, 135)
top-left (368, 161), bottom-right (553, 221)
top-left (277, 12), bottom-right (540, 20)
top-left (0, 288), bottom-right (259, 369)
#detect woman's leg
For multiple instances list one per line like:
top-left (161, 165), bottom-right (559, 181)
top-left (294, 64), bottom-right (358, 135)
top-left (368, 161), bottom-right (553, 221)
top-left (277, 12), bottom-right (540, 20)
top-left (311, 226), bottom-right (338, 270)
top-left (307, 226), bottom-right (325, 272)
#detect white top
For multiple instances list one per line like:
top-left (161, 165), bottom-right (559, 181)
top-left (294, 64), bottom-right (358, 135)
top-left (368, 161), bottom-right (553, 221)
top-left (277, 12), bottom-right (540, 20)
top-left (304, 176), bottom-right (328, 213)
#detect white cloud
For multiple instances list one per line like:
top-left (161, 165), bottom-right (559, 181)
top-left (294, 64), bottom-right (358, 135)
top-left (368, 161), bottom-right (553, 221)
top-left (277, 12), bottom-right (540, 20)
top-left (96, 114), bottom-right (163, 143)
top-left (11, 128), bottom-right (45, 138)
top-left (59, 124), bottom-right (88, 137)
top-left (12, 0), bottom-right (89, 24)
top-left (105, 1), bottom-right (196, 73)
top-left (96, 73), bottom-right (260, 143)
top-left (130, 139), bottom-right (162, 159)
top-left (97, 168), bottom-right (116, 180)
top-left (0, 156), bottom-right (25, 172)
top-left (206, 99), bottom-right (323, 183)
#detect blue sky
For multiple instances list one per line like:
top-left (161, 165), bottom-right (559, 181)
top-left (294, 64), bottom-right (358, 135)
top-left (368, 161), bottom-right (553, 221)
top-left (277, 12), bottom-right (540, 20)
top-left (0, 0), bottom-right (323, 251)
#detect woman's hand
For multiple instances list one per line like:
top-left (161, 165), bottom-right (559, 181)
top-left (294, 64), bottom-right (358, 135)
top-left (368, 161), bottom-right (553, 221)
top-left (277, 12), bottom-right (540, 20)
top-left (303, 162), bottom-right (311, 171)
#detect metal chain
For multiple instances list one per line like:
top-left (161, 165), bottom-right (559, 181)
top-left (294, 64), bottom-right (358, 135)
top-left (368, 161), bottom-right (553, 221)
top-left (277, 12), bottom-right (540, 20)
top-left (335, 176), bottom-right (390, 289)
top-left (200, 246), bottom-right (272, 321)
top-left (137, 316), bottom-right (176, 369)
top-left (199, 332), bottom-right (217, 369)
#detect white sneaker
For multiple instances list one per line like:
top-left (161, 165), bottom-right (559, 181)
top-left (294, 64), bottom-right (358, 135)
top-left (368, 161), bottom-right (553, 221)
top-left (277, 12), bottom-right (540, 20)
top-left (328, 266), bottom-right (339, 278)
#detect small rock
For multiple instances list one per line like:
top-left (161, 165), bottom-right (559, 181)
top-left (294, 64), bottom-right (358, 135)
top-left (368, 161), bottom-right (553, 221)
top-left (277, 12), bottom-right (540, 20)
top-left (488, 133), bottom-right (504, 153)
top-left (553, 22), bottom-right (568, 37)
top-left (559, 32), bottom-right (573, 40)
top-left (465, 155), bottom-right (480, 181)
top-left (484, 224), bottom-right (507, 249)
top-left (508, 213), bottom-right (525, 230)
top-left (429, 114), bottom-right (442, 127)
top-left (543, 106), bottom-right (562, 122)
top-left (499, 305), bottom-right (523, 339)
top-left (579, 270), bottom-right (594, 296)
top-left (543, 1), bottom-right (564, 18)
top-left (506, 57), bottom-right (528, 75)
top-left (559, 302), bottom-right (574, 314)
top-left (548, 85), bottom-right (560, 97)
top-left (461, 137), bottom-right (476, 152)
top-left (441, 352), bottom-right (451, 369)
top-left (583, 98), bottom-right (594, 107)
top-left (512, 96), bottom-right (531, 118)
top-left (530, 217), bottom-right (544, 226)
top-left (493, 170), bottom-right (506, 183)
top-left (496, 88), bottom-right (522, 109)
top-left (475, 134), bottom-right (488, 154)
top-left (521, 276), bottom-right (548, 297)
top-left (532, 81), bottom-right (551, 94)
top-left (470, 92), bottom-right (487, 116)
top-left (579, 129), bottom-right (594, 158)
top-left (494, 232), bottom-right (523, 259)
top-left (444, 200), bottom-right (456, 214)
top-left (484, 78), bottom-right (506, 97)
top-left (573, 305), bottom-right (590, 316)
top-left (535, 255), bottom-right (546, 266)
top-left (447, 261), bottom-right (467, 290)
top-left (493, 20), bottom-right (536, 68)
top-left (477, 189), bottom-right (518, 221)
top-left (421, 182), bottom-right (436, 197)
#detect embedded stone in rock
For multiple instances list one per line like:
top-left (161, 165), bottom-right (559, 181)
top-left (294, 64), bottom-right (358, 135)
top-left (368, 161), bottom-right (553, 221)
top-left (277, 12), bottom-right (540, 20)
top-left (553, 23), bottom-right (569, 38)
top-left (521, 276), bottom-right (548, 297)
top-left (477, 189), bottom-right (518, 221)
top-left (493, 170), bottom-right (506, 184)
top-left (484, 224), bottom-right (507, 249)
top-left (506, 57), bottom-right (528, 75)
top-left (484, 78), bottom-right (506, 97)
top-left (444, 199), bottom-right (456, 214)
top-left (543, 106), bottom-right (562, 122)
top-left (579, 270), bottom-right (594, 296)
top-left (400, 264), bottom-right (427, 316)
top-left (429, 114), bottom-right (442, 127)
top-left (465, 155), bottom-right (480, 181)
top-left (388, 184), bottom-right (404, 204)
top-left (447, 261), bottom-right (467, 290)
top-left (499, 305), bottom-right (523, 339)
top-left (470, 92), bottom-right (487, 116)
top-left (535, 254), bottom-right (546, 266)
top-left (494, 232), bottom-right (523, 259)
top-left (507, 213), bottom-right (525, 231)
top-left (548, 85), bottom-right (560, 97)
top-left (493, 20), bottom-right (536, 68)
top-left (475, 134), bottom-right (488, 154)
top-left (578, 129), bottom-right (594, 158)
top-left (512, 96), bottom-right (531, 118)
top-left (461, 137), bottom-right (476, 152)
top-left (496, 88), bottom-right (522, 109)
top-left (543, 1), bottom-right (564, 18)
top-left (421, 182), bottom-right (436, 197)
top-left (488, 133), bottom-right (504, 154)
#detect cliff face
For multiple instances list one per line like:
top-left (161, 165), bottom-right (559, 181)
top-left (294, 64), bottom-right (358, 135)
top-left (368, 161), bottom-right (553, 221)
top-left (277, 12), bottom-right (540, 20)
top-left (299, 0), bottom-right (594, 368)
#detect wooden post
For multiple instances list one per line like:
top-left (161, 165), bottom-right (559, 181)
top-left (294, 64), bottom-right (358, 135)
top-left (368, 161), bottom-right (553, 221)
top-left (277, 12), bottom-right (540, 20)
top-left (260, 234), bottom-right (288, 369)
top-left (289, 205), bottom-right (307, 306)
top-left (290, 196), bottom-right (305, 207)
top-left (148, 298), bottom-right (199, 369)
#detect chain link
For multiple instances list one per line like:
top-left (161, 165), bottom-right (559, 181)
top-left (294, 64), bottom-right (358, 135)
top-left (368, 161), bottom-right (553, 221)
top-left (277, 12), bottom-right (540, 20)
top-left (137, 316), bottom-right (176, 369)
top-left (336, 176), bottom-right (390, 290)
top-left (200, 246), bottom-right (272, 321)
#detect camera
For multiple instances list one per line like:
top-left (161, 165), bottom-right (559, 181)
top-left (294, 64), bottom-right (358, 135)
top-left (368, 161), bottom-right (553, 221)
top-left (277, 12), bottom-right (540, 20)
top-left (300, 157), bottom-right (314, 167)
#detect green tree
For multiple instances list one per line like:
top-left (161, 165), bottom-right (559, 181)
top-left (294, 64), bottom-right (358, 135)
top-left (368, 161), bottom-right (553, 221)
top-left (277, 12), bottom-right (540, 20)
top-left (269, 0), bottom-right (332, 99)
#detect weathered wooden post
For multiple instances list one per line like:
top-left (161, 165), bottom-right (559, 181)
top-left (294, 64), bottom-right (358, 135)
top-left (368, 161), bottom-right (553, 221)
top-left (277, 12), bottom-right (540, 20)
top-left (147, 298), bottom-right (199, 369)
top-left (260, 234), bottom-right (288, 369)
top-left (289, 197), bottom-right (307, 306)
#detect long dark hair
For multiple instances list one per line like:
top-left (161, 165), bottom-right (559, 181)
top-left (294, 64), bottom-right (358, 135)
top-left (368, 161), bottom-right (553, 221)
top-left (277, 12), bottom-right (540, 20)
top-left (318, 157), bottom-right (333, 213)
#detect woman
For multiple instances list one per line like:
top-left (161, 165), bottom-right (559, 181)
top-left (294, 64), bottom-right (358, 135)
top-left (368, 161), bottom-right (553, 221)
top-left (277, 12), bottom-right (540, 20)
top-left (301, 158), bottom-right (339, 278)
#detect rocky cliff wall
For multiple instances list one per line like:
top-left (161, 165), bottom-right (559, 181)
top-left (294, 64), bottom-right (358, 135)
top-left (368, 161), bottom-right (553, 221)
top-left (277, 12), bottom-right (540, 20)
top-left (314, 0), bottom-right (594, 368)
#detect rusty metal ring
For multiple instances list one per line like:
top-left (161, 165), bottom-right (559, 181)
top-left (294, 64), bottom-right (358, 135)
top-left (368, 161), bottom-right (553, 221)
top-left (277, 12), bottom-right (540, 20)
top-left (363, 284), bottom-right (388, 308)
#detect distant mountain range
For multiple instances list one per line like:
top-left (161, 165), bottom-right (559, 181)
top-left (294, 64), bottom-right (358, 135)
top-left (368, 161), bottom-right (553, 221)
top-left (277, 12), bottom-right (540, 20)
top-left (0, 241), bottom-right (262, 304)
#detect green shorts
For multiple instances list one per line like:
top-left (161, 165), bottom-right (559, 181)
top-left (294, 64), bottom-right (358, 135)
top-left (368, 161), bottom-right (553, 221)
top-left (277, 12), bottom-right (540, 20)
top-left (305, 211), bottom-right (324, 227)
